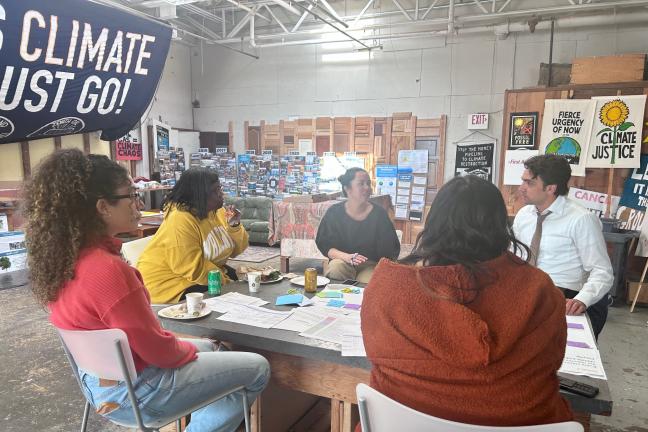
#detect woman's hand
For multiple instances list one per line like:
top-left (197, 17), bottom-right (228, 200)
top-left (345, 252), bottom-right (368, 266)
top-left (225, 205), bottom-right (241, 226)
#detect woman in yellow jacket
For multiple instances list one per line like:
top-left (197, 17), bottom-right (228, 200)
top-left (137, 168), bottom-right (248, 303)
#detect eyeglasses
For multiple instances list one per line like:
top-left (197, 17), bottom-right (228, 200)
top-left (104, 192), bottom-right (144, 202)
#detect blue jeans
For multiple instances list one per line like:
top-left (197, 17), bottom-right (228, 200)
top-left (79, 339), bottom-right (270, 432)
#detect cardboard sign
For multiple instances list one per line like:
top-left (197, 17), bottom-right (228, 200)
top-left (619, 154), bottom-right (648, 210)
top-left (540, 99), bottom-right (595, 176)
top-left (567, 187), bottom-right (620, 218)
top-left (115, 130), bottom-right (142, 161)
top-left (503, 149), bottom-right (539, 185)
top-left (586, 95), bottom-right (646, 169)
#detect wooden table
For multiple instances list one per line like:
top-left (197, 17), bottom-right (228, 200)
top-left (156, 279), bottom-right (612, 432)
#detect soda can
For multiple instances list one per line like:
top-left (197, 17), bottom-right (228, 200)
top-left (208, 270), bottom-right (222, 296)
top-left (304, 268), bottom-right (318, 293)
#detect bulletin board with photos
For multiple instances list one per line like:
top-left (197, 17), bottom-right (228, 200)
top-left (498, 83), bottom-right (648, 231)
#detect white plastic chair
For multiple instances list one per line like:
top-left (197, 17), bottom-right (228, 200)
top-left (121, 236), bottom-right (153, 267)
top-left (356, 384), bottom-right (583, 432)
top-left (395, 229), bottom-right (403, 245)
top-left (57, 328), bottom-right (252, 432)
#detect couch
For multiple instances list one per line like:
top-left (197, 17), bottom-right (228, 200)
top-left (224, 196), bottom-right (272, 244)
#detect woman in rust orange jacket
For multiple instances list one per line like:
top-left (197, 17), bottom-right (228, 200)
top-left (361, 175), bottom-right (573, 426)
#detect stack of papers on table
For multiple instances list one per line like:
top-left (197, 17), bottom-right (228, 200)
top-left (216, 304), bottom-right (292, 328)
top-left (204, 292), bottom-right (268, 313)
top-left (558, 315), bottom-right (607, 380)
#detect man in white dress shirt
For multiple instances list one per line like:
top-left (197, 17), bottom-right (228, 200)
top-left (512, 155), bottom-right (613, 338)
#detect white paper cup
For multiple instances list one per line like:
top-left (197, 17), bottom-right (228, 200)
top-left (186, 292), bottom-right (204, 315)
top-left (248, 272), bottom-right (261, 293)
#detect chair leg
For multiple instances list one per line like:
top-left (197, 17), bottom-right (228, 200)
top-left (80, 401), bottom-right (91, 432)
top-left (242, 391), bottom-right (250, 432)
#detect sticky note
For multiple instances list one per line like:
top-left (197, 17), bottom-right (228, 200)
top-left (275, 294), bottom-right (304, 306)
top-left (327, 300), bottom-right (346, 307)
top-left (343, 303), bottom-right (361, 310)
top-left (567, 341), bottom-right (590, 349)
top-left (567, 323), bottom-right (585, 329)
top-left (317, 291), bottom-right (343, 298)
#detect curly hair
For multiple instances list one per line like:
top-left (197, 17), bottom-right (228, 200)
top-left (22, 149), bottom-right (130, 305)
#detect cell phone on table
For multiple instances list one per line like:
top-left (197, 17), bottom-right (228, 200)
top-left (342, 279), bottom-right (359, 286)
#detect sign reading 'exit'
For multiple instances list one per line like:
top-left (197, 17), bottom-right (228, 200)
top-left (468, 113), bottom-right (489, 130)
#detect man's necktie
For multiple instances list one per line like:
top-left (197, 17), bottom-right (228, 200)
top-left (529, 211), bottom-right (551, 266)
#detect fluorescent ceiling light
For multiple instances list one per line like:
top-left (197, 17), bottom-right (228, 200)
top-left (321, 51), bottom-right (374, 62)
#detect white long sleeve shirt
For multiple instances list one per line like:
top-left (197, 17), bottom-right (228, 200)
top-left (512, 195), bottom-right (613, 308)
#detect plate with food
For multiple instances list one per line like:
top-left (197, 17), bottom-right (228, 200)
top-left (290, 276), bottom-right (330, 287)
top-left (240, 266), bottom-right (284, 284)
top-left (157, 302), bottom-right (211, 320)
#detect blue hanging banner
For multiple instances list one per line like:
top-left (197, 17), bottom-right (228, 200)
top-left (0, 0), bottom-right (172, 144)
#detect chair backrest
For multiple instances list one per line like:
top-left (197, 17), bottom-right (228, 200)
top-left (57, 328), bottom-right (138, 383)
top-left (121, 236), bottom-right (153, 267)
top-left (395, 230), bottom-right (403, 244)
top-left (356, 384), bottom-right (583, 432)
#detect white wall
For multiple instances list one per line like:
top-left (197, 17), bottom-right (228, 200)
top-left (191, 22), bottom-right (648, 181)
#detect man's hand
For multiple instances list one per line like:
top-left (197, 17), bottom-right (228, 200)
top-left (566, 298), bottom-right (587, 315)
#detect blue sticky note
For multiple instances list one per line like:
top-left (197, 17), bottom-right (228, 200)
top-left (327, 299), bottom-right (346, 308)
top-left (275, 294), bottom-right (304, 306)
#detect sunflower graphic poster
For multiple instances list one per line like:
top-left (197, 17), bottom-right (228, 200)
top-left (539, 99), bottom-right (596, 176)
top-left (586, 95), bottom-right (646, 169)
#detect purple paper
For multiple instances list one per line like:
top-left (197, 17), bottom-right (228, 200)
top-left (567, 323), bottom-right (585, 329)
top-left (343, 304), bottom-right (361, 310)
top-left (567, 340), bottom-right (590, 349)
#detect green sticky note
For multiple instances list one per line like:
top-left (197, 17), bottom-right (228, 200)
top-left (316, 291), bottom-right (343, 298)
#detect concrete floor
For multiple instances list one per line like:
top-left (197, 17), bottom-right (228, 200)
top-left (1, 255), bottom-right (648, 432)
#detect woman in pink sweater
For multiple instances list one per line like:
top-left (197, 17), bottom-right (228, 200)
top-left (23, 149), bottom-right (269, 431)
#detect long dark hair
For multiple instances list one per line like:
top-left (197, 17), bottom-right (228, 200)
top-left (23, 150), bottom-right (130, 304)
top-left (402, 176), bottom-right (530, 302)
top-left (163, 168), bottom-right (219, 219)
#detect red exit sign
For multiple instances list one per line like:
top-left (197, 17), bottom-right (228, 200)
top-left (468, 113), bottom-right (489, 130)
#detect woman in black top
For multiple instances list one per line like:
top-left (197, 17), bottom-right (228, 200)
top-left (316, 167), bottom-right (400, 283)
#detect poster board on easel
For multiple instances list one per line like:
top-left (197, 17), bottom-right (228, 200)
top-left (395, 150), bottom-right (428, 221)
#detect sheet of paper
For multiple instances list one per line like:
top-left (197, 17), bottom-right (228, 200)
top-left (217, 304), bottom-right (291, 328)
top-left (558, 315), bottom-right (607, 380)
top-left (411, 194), bottom-right (425, 203)
top-left (272, 306), bottom-right (348, 332)
top-left (396, 195), bottom-right (409, 204)
top-left (412, 186), bottom-right (426, 195)
top-left (300, 315), bottom-right (361, 345)
top-left (395, 206), bottom-right (408, 218)
top-left (413, 176), bottom-right (427, 185)
top-left (410, 202), bottom-right (424, 211)
top-left (341, 327), bottom-right (366, 357)
top-left (204, 292), bottom-right (268, 313)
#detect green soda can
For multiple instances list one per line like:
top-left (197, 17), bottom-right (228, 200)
top-left (208, 270), bottom-right (222, 296)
